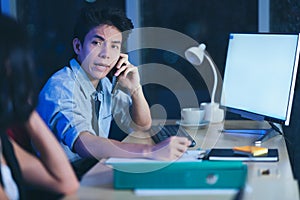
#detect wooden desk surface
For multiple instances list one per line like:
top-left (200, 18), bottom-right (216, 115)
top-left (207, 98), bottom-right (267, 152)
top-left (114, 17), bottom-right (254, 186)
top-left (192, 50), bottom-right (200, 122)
top-left (63, 120), bottom-right (299, 200)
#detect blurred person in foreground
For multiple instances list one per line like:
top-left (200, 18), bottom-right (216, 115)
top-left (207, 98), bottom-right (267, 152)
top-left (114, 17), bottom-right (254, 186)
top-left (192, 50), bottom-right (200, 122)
top-left (0, 14), bottom-right (79, 199)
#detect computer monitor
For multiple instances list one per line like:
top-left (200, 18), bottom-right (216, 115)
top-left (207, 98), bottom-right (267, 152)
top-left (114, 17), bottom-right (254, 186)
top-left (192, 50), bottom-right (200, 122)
top-left (220, 33), bottom-right (300, 143)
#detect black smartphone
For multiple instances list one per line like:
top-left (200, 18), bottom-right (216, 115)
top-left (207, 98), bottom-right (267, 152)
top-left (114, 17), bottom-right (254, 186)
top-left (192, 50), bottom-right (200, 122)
top-left (111, 75), bottom-right (118, 94)
top-left (110, 57), bottom-right (126, 94)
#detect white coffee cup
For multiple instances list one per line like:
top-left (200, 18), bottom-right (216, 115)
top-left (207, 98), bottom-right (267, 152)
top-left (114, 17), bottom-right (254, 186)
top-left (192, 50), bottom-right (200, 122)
top-left (200, 102), bottom-right (224, 123)
top-left (181, 108), bottom-right (205, 125)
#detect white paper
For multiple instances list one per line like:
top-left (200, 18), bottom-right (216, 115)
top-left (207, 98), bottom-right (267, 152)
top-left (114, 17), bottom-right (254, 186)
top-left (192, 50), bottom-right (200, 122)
top-left (105, 150), bottom-right (206, 164)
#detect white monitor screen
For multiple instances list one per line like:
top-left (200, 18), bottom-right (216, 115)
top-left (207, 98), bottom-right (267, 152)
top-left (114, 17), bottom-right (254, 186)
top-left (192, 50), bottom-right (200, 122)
top-left (221, 33), bottom-right (300, 126)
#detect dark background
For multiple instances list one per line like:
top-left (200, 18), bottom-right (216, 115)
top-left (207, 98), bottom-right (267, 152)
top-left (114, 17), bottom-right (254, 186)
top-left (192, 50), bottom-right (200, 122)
top-left (16, 0), bottom-right (258, 120)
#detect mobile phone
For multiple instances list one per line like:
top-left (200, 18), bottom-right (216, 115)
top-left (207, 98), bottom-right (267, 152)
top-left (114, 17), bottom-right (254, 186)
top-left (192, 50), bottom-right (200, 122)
top-left (111, 75), bottom-right (118, 94)
top-left (111, 57), bottom-right (126, 94)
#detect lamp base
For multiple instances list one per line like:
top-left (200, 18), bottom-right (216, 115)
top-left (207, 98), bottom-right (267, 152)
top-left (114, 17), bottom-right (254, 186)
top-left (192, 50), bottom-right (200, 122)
top-left (200, 102), bottom-right (224, 123)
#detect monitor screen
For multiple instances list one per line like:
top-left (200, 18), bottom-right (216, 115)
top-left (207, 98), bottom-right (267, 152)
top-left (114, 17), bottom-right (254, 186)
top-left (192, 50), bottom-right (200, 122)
top-left (221, 33), bottom-right (300, 126)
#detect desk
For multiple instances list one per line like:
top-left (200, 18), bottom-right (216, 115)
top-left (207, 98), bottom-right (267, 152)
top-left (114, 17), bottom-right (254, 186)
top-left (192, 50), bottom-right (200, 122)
top-left (63, 120), bottom-right (299, 200)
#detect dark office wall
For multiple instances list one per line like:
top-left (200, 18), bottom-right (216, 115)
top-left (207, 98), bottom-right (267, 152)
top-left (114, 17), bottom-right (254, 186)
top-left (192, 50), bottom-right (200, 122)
top-left (139, 0), bottom-right (258, 119)
top-left (16, 0), bottom-right (258, 120)
top-left (17, 0), bottom-right (125, 88)
top-left (270, 0), bottom-right (300, 183)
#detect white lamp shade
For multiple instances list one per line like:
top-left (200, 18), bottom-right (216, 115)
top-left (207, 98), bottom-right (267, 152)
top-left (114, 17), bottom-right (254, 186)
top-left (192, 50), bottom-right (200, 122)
top-left (184, 43), bottom-right (206, 66)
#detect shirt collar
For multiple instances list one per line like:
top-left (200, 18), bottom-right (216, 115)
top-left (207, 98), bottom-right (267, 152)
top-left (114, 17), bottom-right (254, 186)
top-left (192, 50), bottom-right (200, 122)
top-left (69, 58), bottom-right (97, 98)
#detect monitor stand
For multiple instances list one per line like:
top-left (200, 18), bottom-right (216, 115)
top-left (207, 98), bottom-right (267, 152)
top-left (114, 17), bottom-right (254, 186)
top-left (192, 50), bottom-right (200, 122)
top-left (222, 122), bottom-right (282, 145)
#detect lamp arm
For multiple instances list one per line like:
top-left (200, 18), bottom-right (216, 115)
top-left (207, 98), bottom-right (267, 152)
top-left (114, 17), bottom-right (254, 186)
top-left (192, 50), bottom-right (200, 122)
top-left (204, 54), bottom-right (217, 103)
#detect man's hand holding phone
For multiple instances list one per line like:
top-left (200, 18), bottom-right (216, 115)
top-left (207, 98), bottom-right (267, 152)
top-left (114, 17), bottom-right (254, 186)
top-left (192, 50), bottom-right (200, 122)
top-left (111, 53), bottom-right (141, 96)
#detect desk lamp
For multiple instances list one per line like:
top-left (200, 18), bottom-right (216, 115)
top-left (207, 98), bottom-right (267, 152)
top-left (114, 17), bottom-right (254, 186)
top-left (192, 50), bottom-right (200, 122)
top-left (185, 43), bottom-right (224, 123)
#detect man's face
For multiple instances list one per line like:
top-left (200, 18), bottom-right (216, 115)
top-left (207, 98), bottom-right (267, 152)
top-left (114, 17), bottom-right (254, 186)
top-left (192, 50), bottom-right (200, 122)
top-left (75, 24), bottom-right (122, 86)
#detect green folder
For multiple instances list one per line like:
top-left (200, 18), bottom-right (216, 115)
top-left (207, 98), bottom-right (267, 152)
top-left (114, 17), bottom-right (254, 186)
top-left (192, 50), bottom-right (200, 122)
top-left (111, 161), bottom-right (247, 189)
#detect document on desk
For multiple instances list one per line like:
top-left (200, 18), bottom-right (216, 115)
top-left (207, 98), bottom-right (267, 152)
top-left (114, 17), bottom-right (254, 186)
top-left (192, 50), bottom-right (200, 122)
top-left (105, 150), bottom-right (206, 164)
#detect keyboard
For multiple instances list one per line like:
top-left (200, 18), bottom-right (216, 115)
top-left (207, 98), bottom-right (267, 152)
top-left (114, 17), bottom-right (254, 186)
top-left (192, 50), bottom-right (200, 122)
top-left (151, 124), bottom-right (196, 147)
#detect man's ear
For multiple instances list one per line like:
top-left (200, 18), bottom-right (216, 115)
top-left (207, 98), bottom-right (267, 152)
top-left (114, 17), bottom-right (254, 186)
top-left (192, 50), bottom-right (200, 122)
top-left (73, 38), bottom-right (82, 54)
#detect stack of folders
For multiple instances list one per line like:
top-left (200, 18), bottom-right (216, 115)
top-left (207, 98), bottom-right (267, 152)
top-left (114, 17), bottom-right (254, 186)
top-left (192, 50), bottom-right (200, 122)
top-left (206, 146), bottom-right (279, 162)
top-left (105, 150), bottom-right (248, 190)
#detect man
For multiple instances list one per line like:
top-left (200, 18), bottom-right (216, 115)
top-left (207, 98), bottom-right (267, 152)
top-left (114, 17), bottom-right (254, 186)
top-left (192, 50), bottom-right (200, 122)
top-left (37, 7), bottom-right (190, 177)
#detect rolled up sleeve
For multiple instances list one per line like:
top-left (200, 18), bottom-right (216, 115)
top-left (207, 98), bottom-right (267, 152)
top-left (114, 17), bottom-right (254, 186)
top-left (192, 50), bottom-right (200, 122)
top-left (37, 72), bottom-right (95, 152)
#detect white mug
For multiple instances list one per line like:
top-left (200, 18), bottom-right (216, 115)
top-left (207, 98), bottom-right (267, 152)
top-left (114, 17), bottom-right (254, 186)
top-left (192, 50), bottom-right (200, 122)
top-left (181, 108), bottom-right (205, 124)
top-left (200, 102), bottom-right (224, 123)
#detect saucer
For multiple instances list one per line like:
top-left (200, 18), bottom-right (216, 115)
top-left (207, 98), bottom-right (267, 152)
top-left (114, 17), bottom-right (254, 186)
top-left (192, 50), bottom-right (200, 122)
top-left (176, 120), bottom-right (209, 128)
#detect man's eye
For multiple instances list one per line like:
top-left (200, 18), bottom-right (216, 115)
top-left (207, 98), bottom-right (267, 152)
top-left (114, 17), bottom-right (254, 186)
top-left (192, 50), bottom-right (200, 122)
top-left (112, 44), bottom-right (120, 50)
top-left (92, 41), bottom-right (103, 46)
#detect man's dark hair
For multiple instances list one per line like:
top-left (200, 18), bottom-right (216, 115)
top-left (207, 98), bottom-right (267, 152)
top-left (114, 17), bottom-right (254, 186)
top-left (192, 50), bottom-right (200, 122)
top-left (73, 7), bottom-right (134, 49)
top-left (0, 14), bottom-right (37, 127)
